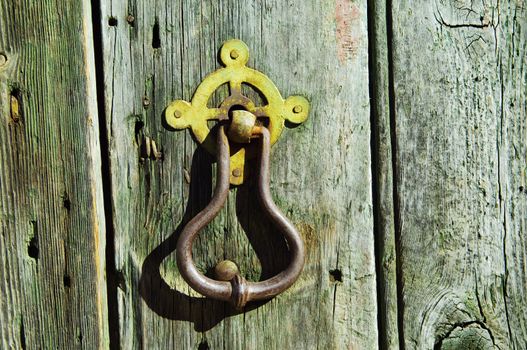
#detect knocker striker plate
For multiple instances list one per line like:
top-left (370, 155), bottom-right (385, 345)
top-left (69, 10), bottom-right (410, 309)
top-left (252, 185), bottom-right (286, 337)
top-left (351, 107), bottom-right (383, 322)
top-left (165, 39), bottom-right (309, 184)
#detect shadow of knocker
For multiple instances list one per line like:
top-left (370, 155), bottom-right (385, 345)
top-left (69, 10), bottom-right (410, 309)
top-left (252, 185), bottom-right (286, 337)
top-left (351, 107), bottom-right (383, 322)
top-left (139, 126), bottom-right (289, 331)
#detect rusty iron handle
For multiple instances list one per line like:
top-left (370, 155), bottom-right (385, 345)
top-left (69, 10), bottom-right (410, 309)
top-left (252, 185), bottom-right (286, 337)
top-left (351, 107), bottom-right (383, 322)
top-left (176, 125), bottom-right (305, 308)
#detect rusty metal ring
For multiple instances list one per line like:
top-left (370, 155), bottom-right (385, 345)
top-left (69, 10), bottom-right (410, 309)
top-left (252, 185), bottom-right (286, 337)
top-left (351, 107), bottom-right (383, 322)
top-left (176, 125), bottom-right (305, 309)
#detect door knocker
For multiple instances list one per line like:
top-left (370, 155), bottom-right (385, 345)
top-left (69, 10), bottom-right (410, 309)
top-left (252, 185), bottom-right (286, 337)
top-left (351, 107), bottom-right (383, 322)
top-left (165, 39), bottom-right (309, 308)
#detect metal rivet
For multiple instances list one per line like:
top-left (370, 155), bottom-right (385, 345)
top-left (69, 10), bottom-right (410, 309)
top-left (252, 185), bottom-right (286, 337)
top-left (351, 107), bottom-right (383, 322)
top-left (230, 50), bottom-right (239, 59)
top-left (232, 168), bottom-right (242, 177)
top-left (293, 105), bottom-right (303, 113)
top-left (173, 110), bottom-right (182, 119)
top-left (126, 14), bottom-right (135, 24)
top-left (0, 53), bottom-right (7, 67)
top-left (214, 260), bottom-right (239, 281)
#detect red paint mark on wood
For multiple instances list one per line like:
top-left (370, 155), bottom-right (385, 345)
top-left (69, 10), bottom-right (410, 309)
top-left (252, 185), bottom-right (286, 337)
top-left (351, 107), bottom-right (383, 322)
top-left (336, 0), bottom-right (361, 64)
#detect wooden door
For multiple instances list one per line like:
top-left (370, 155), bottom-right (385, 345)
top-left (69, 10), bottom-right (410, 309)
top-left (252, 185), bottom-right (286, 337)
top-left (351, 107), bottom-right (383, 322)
top-left (99, 0), bottom-right (377, 348)
top-left (390, 2), bottom-right (527, 349)
top-left (0, 1), bottom-right (108, 349)
top-left (0, 0), bottom-right (525, 349)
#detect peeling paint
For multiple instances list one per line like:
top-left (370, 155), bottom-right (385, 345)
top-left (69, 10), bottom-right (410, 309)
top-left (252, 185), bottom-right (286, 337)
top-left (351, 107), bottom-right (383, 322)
top-left (335, 0), bottom-right (361, 64)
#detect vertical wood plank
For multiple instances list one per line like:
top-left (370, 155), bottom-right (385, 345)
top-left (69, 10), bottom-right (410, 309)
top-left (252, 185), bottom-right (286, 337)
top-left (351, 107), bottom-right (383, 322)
top-left (99, 0), bottom-right (378, 348)
top-left (0, 0), bottom-right (108, 348)
top-left (391, 1), bottom-right (526, 348)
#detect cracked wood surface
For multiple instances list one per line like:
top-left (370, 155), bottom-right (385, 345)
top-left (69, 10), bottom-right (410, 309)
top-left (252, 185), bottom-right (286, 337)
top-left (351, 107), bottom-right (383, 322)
top-left (391, 1), bottom-right (526, 349)
top-left (99, 0), bottom-right (377, 349)
top-left (0, 1), bottom-right (108, 348)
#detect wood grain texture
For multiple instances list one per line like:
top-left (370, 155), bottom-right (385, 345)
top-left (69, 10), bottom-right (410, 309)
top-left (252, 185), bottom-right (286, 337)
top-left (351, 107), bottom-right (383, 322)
top-left (99, 0), bottom-right (377, 348)
top-left (391, 0), bottom-right (526, 348)
top-left (0, 0), bottom-right (108, 349)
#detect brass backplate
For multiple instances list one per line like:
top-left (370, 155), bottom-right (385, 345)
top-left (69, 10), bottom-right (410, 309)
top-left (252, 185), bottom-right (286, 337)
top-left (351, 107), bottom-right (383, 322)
top-left (165, 39), bottom-right (309, 185)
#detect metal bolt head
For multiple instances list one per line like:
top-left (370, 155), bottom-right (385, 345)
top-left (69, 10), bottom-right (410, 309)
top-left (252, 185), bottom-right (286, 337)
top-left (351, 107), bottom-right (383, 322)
top-left (232, 168), bottom-right (242, 177)
top-left (143, 97), bottom-right (150, 107)
top-left (230, 50), bottom-right (239, 59)
top-left (293, 105), bottom-right (303, 113)
top-left (126, 14), bottom-right (135, 24)
top-left (214, 260), bottom-right (239, 281)
top-left (173, 110), bottom-right (182, 119)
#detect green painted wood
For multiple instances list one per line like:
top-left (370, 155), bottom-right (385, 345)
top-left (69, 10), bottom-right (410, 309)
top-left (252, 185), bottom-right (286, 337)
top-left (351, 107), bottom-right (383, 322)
top-left (0, 1), bottom-right (108, 349)
top-left (391, 1), bottom-right (527, 349)
top-left (99, 0), bottom-right (378, 348)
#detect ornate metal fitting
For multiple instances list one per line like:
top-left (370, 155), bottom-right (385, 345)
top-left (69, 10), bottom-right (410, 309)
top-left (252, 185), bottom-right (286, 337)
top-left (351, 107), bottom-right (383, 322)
top-left (165, 39), bottom-right (309, 185)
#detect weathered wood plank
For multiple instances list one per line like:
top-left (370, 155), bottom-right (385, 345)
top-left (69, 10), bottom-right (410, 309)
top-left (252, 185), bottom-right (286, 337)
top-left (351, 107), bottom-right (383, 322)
top-left (0, 1), bottom-right (108, 349)
top-left (99, 0), bottom-right (378, 348)
top-left (391, 1), bottom-right (526, 348)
